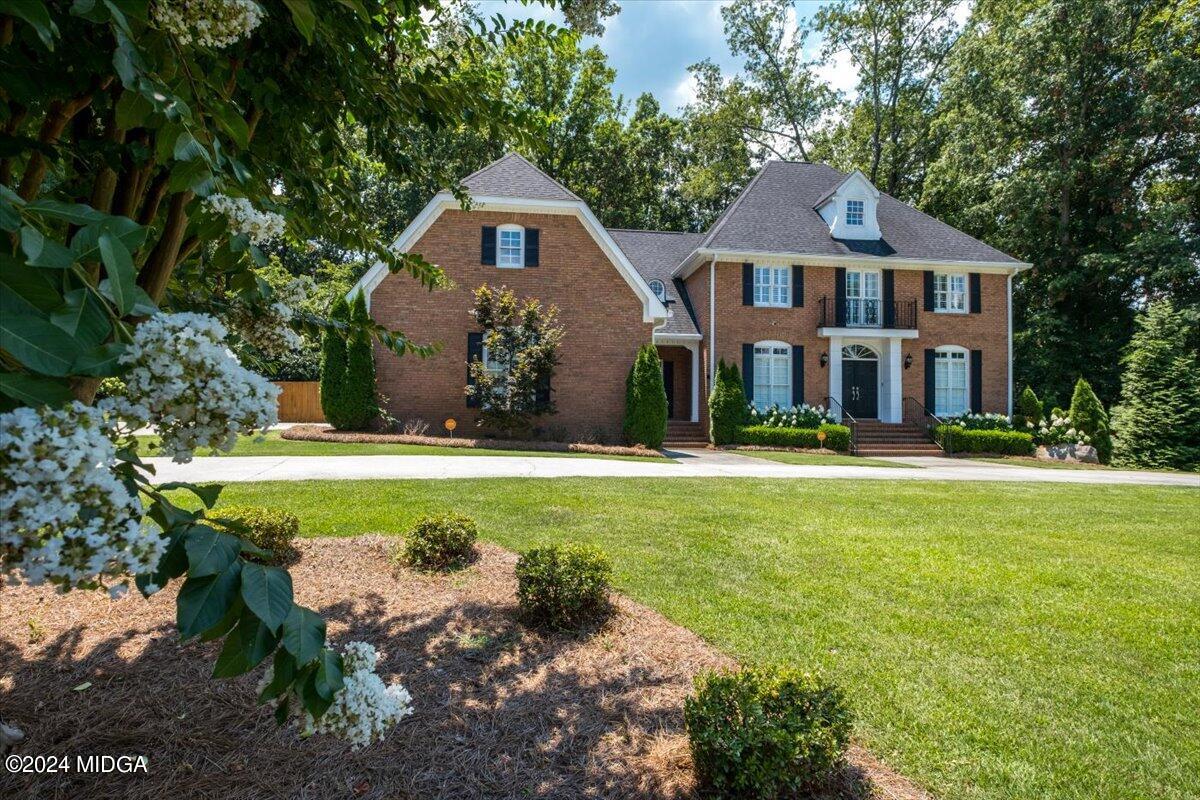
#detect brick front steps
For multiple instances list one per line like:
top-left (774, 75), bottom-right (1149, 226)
top-left (663, 420), bottom-right (708, 448)
top-left (854, 421), bottom-right (944, 458)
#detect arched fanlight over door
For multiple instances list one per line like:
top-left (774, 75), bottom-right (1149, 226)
top-left (842, 344), bottom-right (878, 360)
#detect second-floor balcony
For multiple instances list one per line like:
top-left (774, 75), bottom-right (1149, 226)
top-left (818, 296), bottom-right (918, 330)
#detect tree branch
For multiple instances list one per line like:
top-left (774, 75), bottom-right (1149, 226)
top-left (17, 79), bottom-right (112, 201)
top-left (137, 191), bottom-right (193, 303)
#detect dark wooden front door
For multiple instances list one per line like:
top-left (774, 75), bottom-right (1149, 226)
top-left (662, 361), bottom-right (675, 419)
top-left (842, 359), bottom-right (878, 418)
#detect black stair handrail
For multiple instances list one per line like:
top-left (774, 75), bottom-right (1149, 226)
top-left (824, 396), bottom-right (857, 455)
top-left (904, 396), bottom-right (950, 455)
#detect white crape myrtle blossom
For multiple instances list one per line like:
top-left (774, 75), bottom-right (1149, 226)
top-left (204, 194), bottom-right (286, 245)
top-left (262, 641), bottom-right (414, 749)
top-left (153, 0), bottom-right (265, 48)
top-left (1, 402), bottom-right (163, 590)
top-left (114, 313), bottom-right (279, 463)
top-left (227, 276), bottom-right (312, 358)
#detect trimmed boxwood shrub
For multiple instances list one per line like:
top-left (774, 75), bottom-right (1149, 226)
top-left (211, 505), bottom-right (300, 565)
top-left (398, 513), bottom-right (478, 571)
top-left (737, 423), bottom-right (851, 451)
top-left (685, 667), bottom-right (853, 798)
top-left (515, 542), bottom-right (612, 630)
top-left (935, 425), bottom-right (1034, 455)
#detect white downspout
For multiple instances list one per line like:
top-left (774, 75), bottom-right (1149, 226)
top-left (1007, 270), bottom-right (1015, 417)
top-left (708, 255), bottom-right (717, 389)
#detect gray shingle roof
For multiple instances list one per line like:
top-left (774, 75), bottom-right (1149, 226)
top-left (609, 229), bottom-right (705, 336)
top-left (697, 161), bottom-right (1020, 265)
top-left (459, 152), bottom-right (581, 202)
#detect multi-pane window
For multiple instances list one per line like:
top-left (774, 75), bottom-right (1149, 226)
top-left (845, 269), bottom-right (880, 326)
top-left (934, 273), bottom-right (967, 313)
top-left (480, 344), bottom-right (506, 379)
top-left (753, 344), bottom-right (791, 409)
top-left (934, 349), bottom-right (968, 416)
top-left (846, 199), bottom-right (864, 226)
top-left (648, 279), bottom-right (666, 301)
top-left (753, 266), bottom-right (790, 307)
top-left (497, 227), bottom-right (524, 267)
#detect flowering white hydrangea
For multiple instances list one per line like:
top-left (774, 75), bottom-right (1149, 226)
top-left (747, 402), bottom-right (836, 429)
top-left (227, 276), bottom-right (311, 358)
top-left (204, 194), bottom-right (286, 245)
top-left (1038, 412), bottom-right (1091, 446)
top-left (947, 412), bottom-right (1013, 431)
top-left (153, 0), bottom-right (265, 48)
top-left (1, 403), bottom-right (163, 590)
top-left (263, 641), bottom-right (414, 750)
top-left (114, 313), bottom-right (279, 462)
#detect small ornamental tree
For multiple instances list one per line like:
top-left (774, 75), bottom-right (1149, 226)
top-left (623, 344), bottom-right (668, 447)
top-left (467, 285), bottom-right (564, 438)
top-left (1069, 377), bottom-right (1112, 463)
top-left (709, 360), bottom-right (748, 445)
top-left (1110, 302), bottom-right (1200, 471)
top-left (319, 297), bottom-right (351, 428)
top-left (1013, 385), bottom-right (1042, 433)
top-left (341, 291), bottom-right (379, 430)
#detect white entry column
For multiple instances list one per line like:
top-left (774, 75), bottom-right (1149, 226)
top-left (887, 336), bottom-right (903, 423)
top-left (827, 335), bottom-right (843, 421)
top-left (689, 343), bottom-right (701, 422)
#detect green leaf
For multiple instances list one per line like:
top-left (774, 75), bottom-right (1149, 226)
top-left (71, 216), bottom-right (146, 263)
top-left (115, 87), bottom-right (152, 129)
top-left (98, 232), bottom-right (136, 315)
top-left (0, 259), bottom-right (62, 313)
top-left (51, 289), bottom-right (111, 346)
top-left (72, 342), bottom-right (126, 377)
top-left (281, 605), bottom-right (325, 666)
top-left (168, 159), bottom-right (216, 195)
top-left (212, 103), bottom-right (250, 150)
top-left (0, 0), bottom-right (60, 49)
top-left (199, 596), bottom-right (244, 643)
top-left (176, 559), bottom-right (242, 641)
top-left (240, 563), bottom-right (294, 631)
top-left (282, 0), bottom-right (317, 43)
top-left (260, 648), bottom-right (298, 702)
top-left (25, 199), bottom-right (106, 225)
top-left (19, 225), bottom-right (74, 269)
top-left (0, 373), bottom-right (73, 407)
top-left (212, 611), bottom-right (278, 678)
top-left (313, 649), bottom-right (344, 700)
top-left (184, 525), bottom-right (243, 578)
top-left (172, 130), bottom-right (208, 163)
top-left (0, 309), bottom-right (82, 376)
top-left (157, 481), bottom-right (223, 509)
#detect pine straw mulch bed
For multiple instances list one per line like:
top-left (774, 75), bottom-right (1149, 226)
top-left (1, 537), bottom-right (930, 800)
top-left (281, 425), bottom-right (667, 459)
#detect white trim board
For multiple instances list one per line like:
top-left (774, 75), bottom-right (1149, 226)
top-left (349, 192), bottom-right (669, 324)
top-left (674, 248), bottom-right (1032, 280)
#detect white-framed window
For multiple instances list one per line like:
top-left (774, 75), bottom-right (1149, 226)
top-left (753, 341), bottom-right (791, 409)
top-left (497, 224), bottom-right (524, 268)
top-left (934, 273), bottom-right (967, 313)
top-left (846, 199), bottom-right (864, 226)
top-left (480, 343), bottom-right (506, 379)
top-left (845, 268), bottom-right (881, 326)
top-left (753, 265), bottom-right (790, 307)
top-left (648, 279), bottom-right (666, 301)
top-left (934, 346), bottom-right (969, 417)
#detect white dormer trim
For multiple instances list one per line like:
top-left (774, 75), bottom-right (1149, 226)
top-left (816, 170), bottom-right (882, 241)
top-left (349, 192), bottom-right (668, 324)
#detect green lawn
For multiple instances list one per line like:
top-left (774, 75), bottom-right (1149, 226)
top-left (136, 432), bottom-right (667, 462)
top-left (733, 449), bottom-right (909, 468)
top-left (969, 455), bottom-right (1195, 474)
top-left (185, 479), bottom-right (1200, 800)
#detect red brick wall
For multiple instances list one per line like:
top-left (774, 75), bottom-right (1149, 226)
top-left (368, 208), bottom-right (654, 441)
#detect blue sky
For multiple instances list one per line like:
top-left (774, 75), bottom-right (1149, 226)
top-left (479, 0), bottom-right (855, 114)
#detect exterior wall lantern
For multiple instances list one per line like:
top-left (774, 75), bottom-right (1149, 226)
top-left (819, 351), bottom-right (829, 368)
top-left (904, 354), bottom-right (913, 370)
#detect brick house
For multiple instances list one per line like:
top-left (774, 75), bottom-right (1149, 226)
top-left (351, 153), bottom-right (1029, 446)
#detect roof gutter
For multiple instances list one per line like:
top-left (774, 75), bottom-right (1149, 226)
top-left (674, 248), bottom-right (1031, 279)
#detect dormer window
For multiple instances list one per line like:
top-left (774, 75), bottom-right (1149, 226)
top-left (497, 224), bottom-right (524, 268)
top-left (648, 279), bottom-right (666, 301)
top-left (846, 200), bottom-right (864, 226)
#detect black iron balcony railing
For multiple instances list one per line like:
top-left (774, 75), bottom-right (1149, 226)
top-left (818, 296), bottom-right (918, 330)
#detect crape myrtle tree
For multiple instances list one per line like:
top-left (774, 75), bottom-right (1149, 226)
top-left (0, 0), bottom-right (577, 750)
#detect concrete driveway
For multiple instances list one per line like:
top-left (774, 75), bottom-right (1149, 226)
top-left (145, 448), bottom-right (1199, 487)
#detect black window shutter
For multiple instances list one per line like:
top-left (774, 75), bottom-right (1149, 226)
top-left (834, 267), bottom-right (846, 326)
top-left (923, 271), bottom-right (935, 311)
top-left (792, 265), bottom-right (804, 307)
top-left (742, 343), bottom-right (754, 402)
top-left (481, 226), bottom-right (496, 265)
top-left (525, 228), bottom-right (540, 267)
top-left (742, 263), bottom-right (753, 306)
top-left (924, 348), bottom-right (936, 410)
top-left (882, 269), bottom-right (895, 327)
top-left (969, 273), bottom-right (981, 314)
top-left (791, 345), bottom-right (804, 406)
top-left (970, 349), bottom-right (983, 413)
top-left (535, 372), bottom-right (551, 410)
top-left (466, 332), bottom-right (483, 407)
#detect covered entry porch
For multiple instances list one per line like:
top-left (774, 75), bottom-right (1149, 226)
top-left (655, 338), bottom-right (701, 423)
top-left (822, 332), bottom-right (917, 423)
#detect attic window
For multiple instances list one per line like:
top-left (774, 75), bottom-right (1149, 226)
top-left (497, 224), bottom-right (524, 267)
top-left (648, 279), bottom-right (666, 301)
top-left (846, 200), bottom-right (864, 226)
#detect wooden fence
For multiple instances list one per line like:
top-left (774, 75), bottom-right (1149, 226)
top-left (273, 381), bottom-right (325, 423)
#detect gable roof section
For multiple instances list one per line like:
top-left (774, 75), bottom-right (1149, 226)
top-left (609, 229), bottom-right (705, 337)
top-left (681, 161), bottom-right (1024, 274)
top-left (459, 152), bottom-right (581, 202)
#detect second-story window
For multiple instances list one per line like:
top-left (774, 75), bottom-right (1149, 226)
top-left (648, 279), bottom-right (666, 301)
top-left (846, 199), bottom-right (864, 226)
top-left (934, 273), bottom-right (967, 313)
top-left (753, 266), bottom-right (790, 307)
top-left (497, 225), bottom-right (524, 268)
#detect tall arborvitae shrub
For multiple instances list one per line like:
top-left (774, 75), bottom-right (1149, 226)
top-left (319, 296), bottom-right (350, 428)
top-left (340, 290), bottom-right (378, 430)
top-left (1013, 385), bottom-right (1042, 433)
top-left (1111, 301), bottom-right (1200, 470)
top-left (1069, 377), bottom-right (1112, 463)
top-left (623, 344), bottom-right (668, 448)
top-left (709, 360), bottom-right (748, 445)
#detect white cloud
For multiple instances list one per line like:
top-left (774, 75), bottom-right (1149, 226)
top-left (671, 71), bottom-right (699, 108)
top-left (815, 47), bottom-right (857, 96)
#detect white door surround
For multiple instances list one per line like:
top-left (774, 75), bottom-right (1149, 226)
top-left (828, 337), bottom-right (903, 423)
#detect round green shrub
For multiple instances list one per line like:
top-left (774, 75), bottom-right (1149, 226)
top-left (211, 505), bottom-right (300, 564)
top-left (515, 542), bottom-right (612, 629)
top-left (685, 667), bottom-right (853, 798)
top-left (399, 513), bottom-right (478, 571)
